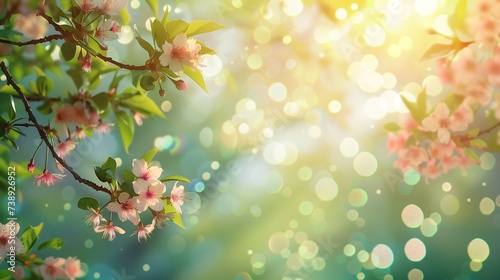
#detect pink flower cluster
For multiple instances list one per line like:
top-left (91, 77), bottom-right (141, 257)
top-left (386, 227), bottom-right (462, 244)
top-left (388, 111), bottom-right (477, 181)
top-left (36, 256), bottom-right (85, 280)
top-left (76, 0), bottom-right (127, 15)
top-left (85, 159), bottom-right (186, 242)
top-left (467, 0), bottom-right (500, 49)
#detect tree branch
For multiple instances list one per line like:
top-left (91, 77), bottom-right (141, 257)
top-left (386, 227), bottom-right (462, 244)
top-left (0, 61), bottom-right (112, 195)
top-left (0, 34), bottom-right (64, 46)
top-left (478, 121), bottom-right (500, 137)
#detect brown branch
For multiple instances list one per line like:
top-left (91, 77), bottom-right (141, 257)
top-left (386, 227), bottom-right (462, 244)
top-left (0, 34), bottom-right (64, 46)
top-left (0, 61), bottom-right (112, 195)
top-left (39, 11), bottom-right (152, 71)
top-left (478, 121), bottom-right (500, 137)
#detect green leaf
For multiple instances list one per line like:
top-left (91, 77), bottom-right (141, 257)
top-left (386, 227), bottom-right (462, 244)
top-left (160, 175), bottom-right (190, 183)
top-left (183, 65), bottom-right (207, 92)
top-left (115, 110), bottom-right (135, 153)
top-left (36, 76), bottom-right (48, 96)
top-left (0, 270), bottom-right (12, 280)
top-left (21, 223), bottom-right (43, 254)
top-left (146, 0), bottom-right (158, 17)
top-left (123, 169), bottom-right (135, 182)
top-left (448, 0), bottom-right (468, 37)
top-left (61, 42), bottom-right (77, 61)
top-left (186, 20), bottom-right (225, 37)
top-left (119, 5), bottom-right (131, 25)
top-left (160, 8), bottom-right (170, 26)
top-left (140, 75), bottom-right (156, 91)
top-left (120, 181), bottom-right (137, 197)
top-left (421, 43), bottom-right (453, 61)
top-left (36, 100), bottom-right (53, 115)
top-left (91, 92), bottom-right (110, 112)
top-left (77, 197), bottom-right (100, 211)
top-left (153, 19), bottom-right (168, 47)
top-left (416, 90), bottom-right (427, 118)
top-left (66, 68), bottom-right (84, 89)
top-left (400, 95), bottom-right (421, 124)
top-left (136, 36), bottom-right (155, 56)
top-left (163, 201), bottom-right (185, 229)
top-left (166, 20), bottom-right (189, 41)
top-left (470, 139), bottom-right (487, 149)
top-left (8, 96), bottom-right (16, 120)
top-left (141, 147), bottom-right (160, 163)
top-left (198, 41), bottom-right (217, 55)
top-left (37, 237), bottom-right (64, 252)
top-left (466, 128), bottom-right (480, 138)
top-left (119, 93), bottom-right (166, 119)
top-left (464, 148), bottom-right (480, 163)
top-left (101, 157), bottom-right (117, 173)
top-left (383, 122), bottom-right (401, 132)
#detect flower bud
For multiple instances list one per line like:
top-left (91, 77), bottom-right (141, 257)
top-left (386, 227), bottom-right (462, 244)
top-left (159, 89), bottom-right (166, 97)
top-left (173, 79), bottom-right (188, 91)
top-left (28, 159), bottom-right (35, 173)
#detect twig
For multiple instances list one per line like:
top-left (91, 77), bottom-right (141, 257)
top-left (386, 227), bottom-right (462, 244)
top-left (478, 121), bottom-right (500, 137)
top-left (0, 35), bottom-right (64, 46)
top-left (0, 61), bottom-right (112, 195)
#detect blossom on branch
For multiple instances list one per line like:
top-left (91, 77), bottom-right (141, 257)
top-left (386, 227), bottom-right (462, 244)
top-left (98, 0), bottom-right (127, 15)
top-left (95, 19), bottom-right (120, 48)
top-left (38, 257), bottom-right (67, 280)
top-left (34, 170), bottom-right (65, 188)
top-left (0, 222), bottom-right (24, 261)
top-left (84, 208), bottom-right (106, 228)
top-left (159, 33), bottom-right (202, 72)
top-left (76, 0), bottom-right (98, 13)
top-left (94, 221), bottom-right (125, 241)
top-left (422, 103), bottom-right (462, 144)
top-left (132, 158), bottom-right (163, 183)
top-left (107, 192), bottom-right (140, 225)
top-left (131, 221), bottom-right (155, 242)
top-left (170, 181), bottom-right (185, 214)
top-left (64, 257), bottom-right (85, 280)
top-left (133, 180), bottom-right (166, 212)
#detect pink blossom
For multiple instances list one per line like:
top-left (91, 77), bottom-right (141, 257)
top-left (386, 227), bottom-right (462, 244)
top-left (64, 257), bottom-right (85, 280)
top-left (56, 140), bottom-right (77, 158)
top-left (95, 120), bottom-right (114, 134)
top-left (107, 192), bottom-right (140, 225)
top-left (0, 222), bottom-right (24, 262)
top-left (133, 112), bottom-right (144, 126)
top-left (95, 19), bottom-right (120, 47)
top-left (420, 160), bottom-right (442, 181)
top-left (82, 53), bottom-right (92, 73)
top-left (14, 13), bottom-right (48, 39)
top-left (153, 212), bottom-right (175, 228)
top-left (159, 33), bottom-right (202, 72)
top-left (53, 103), bottom-right (76, 125)
top-left (427, 140), bottom-right (455, 159)
top-left (399, 146), bottom-right (428, 168)
top-left (439, 155), bottom-right (461, 174)
top-left (94, 221), bottom-right (125, 241)
top-left (387, 131), bottom-right (408, 154)
top-left (72, 127), bottom-right (87, 140)
top-left (98, 0), bottom-right (127, 15)
top-left (34, 170), bottom-right (65, 188)
top-left (132, 158), bottom-right (163, 183)
top-left (173, 79), bottom-right (188, 90)
top-left (131, 222), bottom-right (155, 242)
top-left (170, 181), bottom-right (185, 214)
top-left (38, 257), bottom-right (67, 280)
top-left (422, 103), bottom-right (461, 144)
top-left (450, 104), bottom-right (474, 131)
top-left (76, 0), bottom-right (98, 12)
top-left (84, 207), bottom-right (106, 228)
top-left (133, 180), bottom-right (166, 212)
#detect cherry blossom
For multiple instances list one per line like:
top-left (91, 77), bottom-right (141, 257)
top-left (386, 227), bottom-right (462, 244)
top-left (107, 192), bottom-right (140, 225)
top-left (34, 170), bottom-right (65, 188)
top-left (132, 158), bottom-right (163, 183)
top-left (422, 103), bottom-right (462, 144)
top-left (153, 212), bottom-right (175, 229)
top-left (64, 257), bottom-right (85, 280)
top-left (131, 222), bottom-right (155, 242)
top-left (170, 181), bottom-right (185, 214)
top-left (95, 120), bottom-right (114, 134)
top-left (399, 146), bottom-right (428, 168)
top-left (0, 222), bottom-right (24, 261)
top-left (56, 140), bottom-right (77, 158)
top-left (14, 13), bottom-right (48, 40)
top-left (95, 20), bottom-right (120, 47)
top-left (76, 0), bottom-right (98, 12)
top-left (38, 257), bottom-right (67, 280)
top-left (94, 221), bottom-right (125, 241)
top-left (28, 159), bottom-right (35, 173)
top-left (84, 207), bottom-right (106, 228)
top-left (159, 33), bottom-right (202, 72)
top-left (98, 0), bottom-right (127, 15)
top-left (133, 180), bottom-right (166, 212)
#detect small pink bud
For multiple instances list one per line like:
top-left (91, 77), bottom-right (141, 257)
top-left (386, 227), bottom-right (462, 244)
top-left (159, 89), bottom-right (166, 97)
top-left (174, 79), bottom-right (188, 91)
top-left (28, 159), bottom-right (35, 173)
